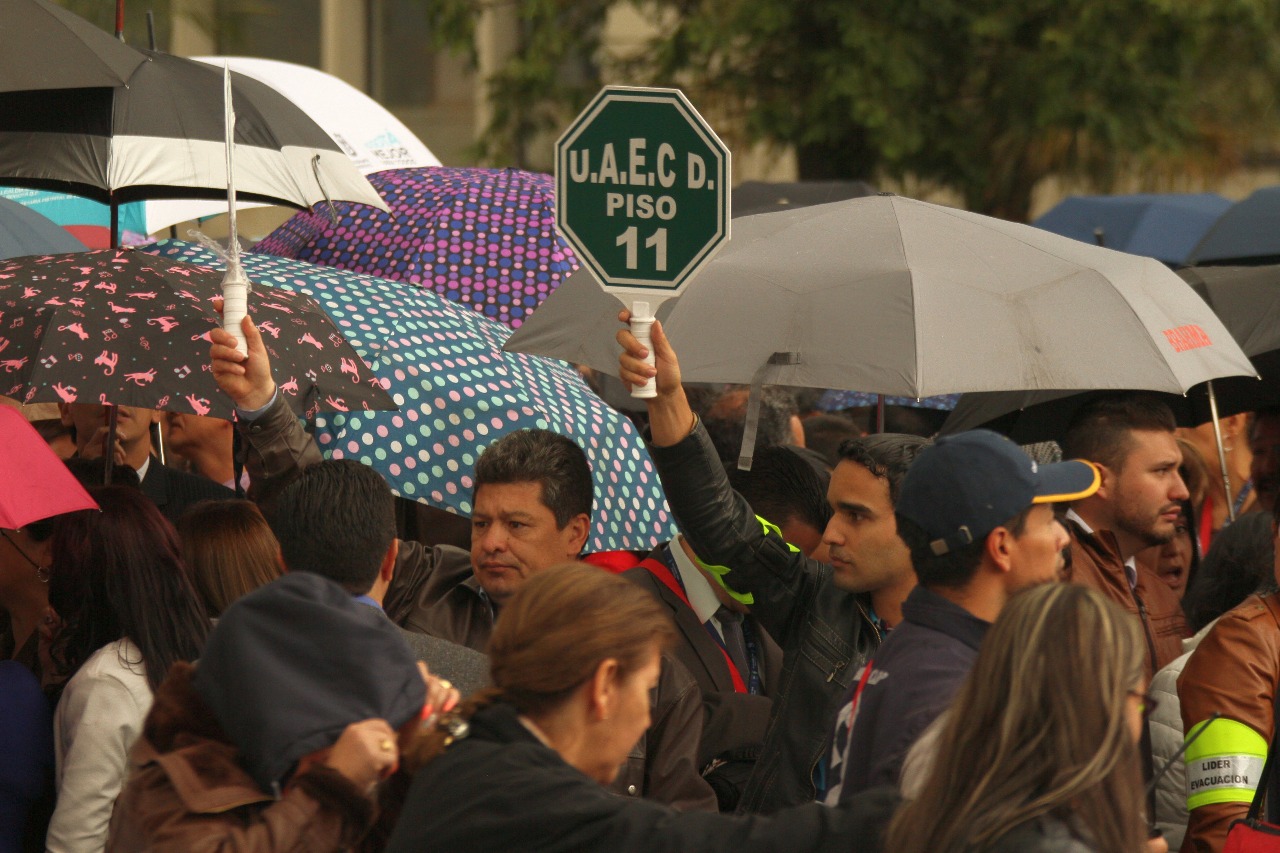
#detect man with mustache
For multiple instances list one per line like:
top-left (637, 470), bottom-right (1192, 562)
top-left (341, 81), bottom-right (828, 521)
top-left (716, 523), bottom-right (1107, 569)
top-left (1061, 395), bottom-right (1192, 678)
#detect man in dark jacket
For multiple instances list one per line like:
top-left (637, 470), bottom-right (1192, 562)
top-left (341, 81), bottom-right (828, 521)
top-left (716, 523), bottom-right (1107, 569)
top-left (210, 313), bottom-right (716, 811)
top-left (618, 316), bottom-right (928, 813)
top-left (824, 429), bottom-right (1098, 802)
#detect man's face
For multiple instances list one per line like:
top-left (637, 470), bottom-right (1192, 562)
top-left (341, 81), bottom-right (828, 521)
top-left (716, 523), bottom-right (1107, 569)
top-left (470, 481), bottom-right (588, 605)
top-left (61, 403), bottom-right (158, 449)
top-left (1106, 430), bottom-right (1189, 549)
top-left (821, 460), bottom-right (913, 593)
top-left (165, 411), bottom-right (231, 458)
top-left (1005, 504), bottom-right (1071, 589)
top-left (1251, 414), bottom-right (1280, 514)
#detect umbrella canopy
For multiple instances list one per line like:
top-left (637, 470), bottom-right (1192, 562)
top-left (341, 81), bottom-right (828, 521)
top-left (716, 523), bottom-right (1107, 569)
top-left (1033, 193), bottom-right (1231, 265)
top-left (0, 196), bottom-right (86, 259)
top-left (0, 187), bottom-right (148, 249)
top-left (253, 167), bottom-right (578, 328)
top-left (128, 56), bottom-right (444, 236)
top-left (0, 49), bottom-right (386, 213)
top-left (0, 248), bottom-right (395, 419)
top-left (146, 239), bottom-right (677, 554)
top-left (731, 181), bottom-right (877, 217)
top-left (507, 194), bottom-right (1256, 397)
top-left (941, 264), bottom-right (1280, 439)
top-left (1188, 186), bottom-right (1280, 266)
top-left (0, 0), bottom-right (146, 92)
top-left (0, 404), bottom-right (98, 528)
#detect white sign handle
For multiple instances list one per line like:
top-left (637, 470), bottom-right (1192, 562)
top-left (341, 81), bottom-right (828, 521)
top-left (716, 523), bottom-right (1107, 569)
top-left (629, 300), bottom-right (658, 399)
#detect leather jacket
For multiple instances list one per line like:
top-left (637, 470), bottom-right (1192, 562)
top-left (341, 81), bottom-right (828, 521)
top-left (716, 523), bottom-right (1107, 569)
top-left (106, 663), bottom-right (388, 853)
top-left (1065, 520), bottom-right (1188, 680)
top-left (1178, 593), bottom-right (1280, 853)
top-left (647, 422), bottom-right (882, 813)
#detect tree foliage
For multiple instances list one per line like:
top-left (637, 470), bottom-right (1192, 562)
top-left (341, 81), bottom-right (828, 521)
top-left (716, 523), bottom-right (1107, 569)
top-left (424, 0), bottom-right (1280, 219)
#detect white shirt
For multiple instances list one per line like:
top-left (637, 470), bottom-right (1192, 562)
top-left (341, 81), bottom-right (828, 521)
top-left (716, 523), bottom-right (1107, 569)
top-left (1065, 508), bottom-right (1138, 590)
top-left (669, 536), bottom-right (729, 641)
top-left (48, 638), bottom-right (153, 853)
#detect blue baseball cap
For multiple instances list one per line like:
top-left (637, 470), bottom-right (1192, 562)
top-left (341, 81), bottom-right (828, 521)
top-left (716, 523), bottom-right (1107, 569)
top-left (896, 429), bottom-right (1100, 556)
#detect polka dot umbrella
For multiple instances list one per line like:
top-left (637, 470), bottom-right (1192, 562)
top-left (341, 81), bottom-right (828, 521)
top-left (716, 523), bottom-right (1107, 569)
top-left (252, 167), bottom-right (578, 329)
top-left (146, 239), bottom-right (676, 554)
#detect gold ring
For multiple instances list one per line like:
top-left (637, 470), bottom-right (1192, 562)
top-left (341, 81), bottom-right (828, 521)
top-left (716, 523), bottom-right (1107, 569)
top-left (438, 679), bottom-right (452, 691)
top-left (379, 739), bottom-right (393, 752)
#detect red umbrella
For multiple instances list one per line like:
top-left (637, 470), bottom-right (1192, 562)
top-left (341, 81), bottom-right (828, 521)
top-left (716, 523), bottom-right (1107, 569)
top-left (0, 405), bottom-right (97, 528)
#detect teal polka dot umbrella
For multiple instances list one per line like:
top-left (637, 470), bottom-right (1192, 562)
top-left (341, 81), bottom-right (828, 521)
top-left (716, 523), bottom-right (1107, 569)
top-left (145, 240), bottom-right (676, 553)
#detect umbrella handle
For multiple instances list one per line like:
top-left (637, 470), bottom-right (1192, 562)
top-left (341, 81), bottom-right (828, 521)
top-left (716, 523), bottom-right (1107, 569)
top-left (630, 302), bottom-right (657, 399)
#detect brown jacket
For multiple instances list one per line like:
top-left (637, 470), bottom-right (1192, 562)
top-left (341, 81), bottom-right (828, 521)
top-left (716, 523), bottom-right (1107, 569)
top-left (1178, 593), bottom-right (1280, 853)
top-left (106, 663), bottom-right (393, 853)
top-left (1066, 521), bottom-right (1188, 680)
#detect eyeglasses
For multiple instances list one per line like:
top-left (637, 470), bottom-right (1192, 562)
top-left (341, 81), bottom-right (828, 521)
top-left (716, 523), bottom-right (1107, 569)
top-left (1130, 689), bottom-right (1159, 723)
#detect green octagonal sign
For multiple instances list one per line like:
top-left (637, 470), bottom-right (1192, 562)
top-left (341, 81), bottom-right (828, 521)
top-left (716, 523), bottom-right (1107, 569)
top-left (556, 86), bottom-right (731, 295)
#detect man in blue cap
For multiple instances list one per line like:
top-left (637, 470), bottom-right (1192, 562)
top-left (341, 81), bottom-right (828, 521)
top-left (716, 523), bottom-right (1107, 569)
top-left (821, 429), bottom-right (1100, 804)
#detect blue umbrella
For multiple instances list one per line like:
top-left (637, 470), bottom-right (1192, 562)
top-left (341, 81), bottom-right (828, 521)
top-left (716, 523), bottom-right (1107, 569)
top-left (1188, 186), bottom-right (1280, 265)
top-left (1033, 193), bottom-right (1231, 265)
top-left (0, 195), bottom-right (87, 259)
top-left (144, 239), bottom-right (676, 554)
top-left (816, 389), bottom-right (960, 412)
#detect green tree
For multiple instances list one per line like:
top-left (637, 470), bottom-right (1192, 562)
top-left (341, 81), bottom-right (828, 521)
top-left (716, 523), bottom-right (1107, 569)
top-left (423, 0), bottom-right (1280, 220)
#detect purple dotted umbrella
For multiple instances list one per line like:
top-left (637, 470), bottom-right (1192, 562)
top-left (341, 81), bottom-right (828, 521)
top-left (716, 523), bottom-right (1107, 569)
top-left (252, 167), bottom-right (579, 329)
top-left (147, 239), bottom-right (677, 554)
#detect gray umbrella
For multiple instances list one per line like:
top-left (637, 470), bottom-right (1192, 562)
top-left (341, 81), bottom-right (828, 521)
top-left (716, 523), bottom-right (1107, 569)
top-left (0, 196), bottom-right (86, 259)
top-left (507, 195), bottom-right (1255, 398)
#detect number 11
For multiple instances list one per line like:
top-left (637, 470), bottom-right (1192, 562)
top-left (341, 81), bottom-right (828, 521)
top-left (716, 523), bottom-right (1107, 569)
top-left (617, 227), bottom-right (668, 271)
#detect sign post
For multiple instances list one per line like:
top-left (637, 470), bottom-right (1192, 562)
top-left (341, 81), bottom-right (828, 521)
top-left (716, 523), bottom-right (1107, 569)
top-left (556, 86), bottom-right (731, 396)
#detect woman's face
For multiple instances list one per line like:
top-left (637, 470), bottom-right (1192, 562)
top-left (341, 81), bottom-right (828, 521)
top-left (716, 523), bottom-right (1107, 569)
top-left (586, 646), bottom-right (662, 785)
top-left (1153, 513), bottom-right (1194, 598)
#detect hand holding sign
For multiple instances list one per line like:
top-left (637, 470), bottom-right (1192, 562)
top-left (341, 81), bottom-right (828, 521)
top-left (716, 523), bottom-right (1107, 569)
top-left (555, 86), bottom-right (730, 397)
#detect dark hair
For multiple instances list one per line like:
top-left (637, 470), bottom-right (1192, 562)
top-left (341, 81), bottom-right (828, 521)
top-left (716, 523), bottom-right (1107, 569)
top-left (700, 385), bottom-right (799, 464)
top-left (271, 460), bottom-right (396, 595)
top-left (48, 486), bottom-right (208, 692)
top-left (801, 413), bottom-right (863, 467)
top-left (474, 429), bottom-right (592, 527)
top-left (407, 563), bottom-right (675, 769)
top-left (176, 500), bottom-right (282, 618)
top-left (895, 507), bottom-right (1032, 589)
top-left (61, 456), bottom-right (142, 490)
top-left (1061, 394), bottom-right (1177, 472)
top-left (1182, 511), bottom-right (1276, 631)
top-left (1252, 406), bottom-right (1280, 440)
top-left (727, 445), bottom-right (832, 534)
top-left (837, 433), bottom-right (932, 504)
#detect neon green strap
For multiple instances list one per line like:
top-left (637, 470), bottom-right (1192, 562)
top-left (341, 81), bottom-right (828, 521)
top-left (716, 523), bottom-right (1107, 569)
top-left (1184, 717), bottom-right (1268, 810)
top-left (698, 515), bottom-right (803, 606)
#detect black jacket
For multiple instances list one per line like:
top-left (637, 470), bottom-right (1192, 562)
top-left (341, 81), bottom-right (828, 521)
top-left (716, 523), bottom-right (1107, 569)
top-left (647, 423), bottom-right (882, 813)
top-left (140, 459), bottom-right (235, 522)
top-left (829, 586), bottom-right (988, 802)
top-left (384, 702), bottom-right (899, 853)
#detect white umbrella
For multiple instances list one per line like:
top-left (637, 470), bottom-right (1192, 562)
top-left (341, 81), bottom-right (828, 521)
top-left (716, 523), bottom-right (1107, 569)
top-left (138, 56), bottom-right (441, 234)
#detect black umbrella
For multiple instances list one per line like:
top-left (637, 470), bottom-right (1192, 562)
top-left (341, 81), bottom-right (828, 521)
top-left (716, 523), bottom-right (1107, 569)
top-left (0, 0), bottom-right (146, 92)
top-left (0, 48), bottom-right (385, 244)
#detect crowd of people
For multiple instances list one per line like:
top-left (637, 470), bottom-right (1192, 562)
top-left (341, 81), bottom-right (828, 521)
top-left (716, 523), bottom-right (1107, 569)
top-left (0, 305), bottom-right (1278, 853)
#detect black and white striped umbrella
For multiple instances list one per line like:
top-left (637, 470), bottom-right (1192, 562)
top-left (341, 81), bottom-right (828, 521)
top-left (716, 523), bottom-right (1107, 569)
top-left (0, 48), bottom-right (386, 214)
